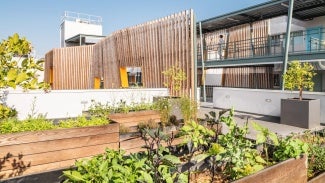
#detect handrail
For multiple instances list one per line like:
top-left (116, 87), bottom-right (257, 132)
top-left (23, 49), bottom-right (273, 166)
top-left (197, 28), bottom-right (325, 61)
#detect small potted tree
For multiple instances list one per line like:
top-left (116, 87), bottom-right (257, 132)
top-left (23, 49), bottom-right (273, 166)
top-left (281, 61), bottom-right (320, 129)
top-left (162, 65), bottom-right (186, 97)
top-left (162, 65), bottom-right (187, 121)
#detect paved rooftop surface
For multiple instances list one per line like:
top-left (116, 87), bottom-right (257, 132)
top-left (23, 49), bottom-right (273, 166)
top-left (198, 102), bottom-right (324, 140)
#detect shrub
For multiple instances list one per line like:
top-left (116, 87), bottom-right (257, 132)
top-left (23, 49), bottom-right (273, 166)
top-left (179, 96), bottom-right (197, 123)
top-left (0, 104), bottom-right (17, 120)
top-left (58, 116), bottom-right (109, 128)
top-left (283, 61), bottom-right (316, 100)
top-left (0, 116), bottom-right (109, 134)
top-left (0, 117), bottom-right (55, 134)
top-left (63, 149), bottom-right (153, 183)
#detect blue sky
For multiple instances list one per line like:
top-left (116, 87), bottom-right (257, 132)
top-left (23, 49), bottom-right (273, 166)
top-left (0, 0), bottom-right (268, 58)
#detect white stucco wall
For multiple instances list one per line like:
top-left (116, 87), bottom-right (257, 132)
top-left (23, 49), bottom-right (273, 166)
top-left (270, 16), bottom-right (305, 35)
top-left (5, 88), bottom-right (168, 120)
top-left (60, 20), bottom-right (103, 47)
top-left (213, 87), bottom-right (325, 123)
top-left (270, 15), bottom-right (325, 35)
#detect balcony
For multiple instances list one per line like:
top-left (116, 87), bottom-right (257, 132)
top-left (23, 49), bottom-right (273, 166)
top-left (197, 28), bottom-right (325, 68)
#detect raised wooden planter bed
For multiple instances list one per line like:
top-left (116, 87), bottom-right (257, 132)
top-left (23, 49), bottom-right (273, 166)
top-left (0, 123), bottom-right (119, 180)
top-left (308, 172), bottom-right (325, 183)
top-left (234, 155), bottom-right (308, 183)
top-left (108, 110), bottom-right (161, 128)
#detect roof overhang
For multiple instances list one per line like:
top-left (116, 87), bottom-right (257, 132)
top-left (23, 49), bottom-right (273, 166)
top-left (199, 0), bottom-right (325, 33)
top-left (65, 34), bottom-right (106, 44)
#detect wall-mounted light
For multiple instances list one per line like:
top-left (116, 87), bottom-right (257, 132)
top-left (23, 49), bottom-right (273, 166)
top-left (265, 99), bottom-right (272, 103)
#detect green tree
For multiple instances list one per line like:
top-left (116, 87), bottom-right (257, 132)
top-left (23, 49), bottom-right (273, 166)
top-left (0, 33), bottom-right (49, 106)
top-left (162, 65), bottom-right (186, 97)
top-left (283, 61), bottom-right (316, 100)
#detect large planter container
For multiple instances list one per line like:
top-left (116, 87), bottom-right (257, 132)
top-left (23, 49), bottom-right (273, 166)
top-left (0, 123), bottom-right (119, 180)
top-left (234, 155), bottom-right (308, 183)
top-left (281, 98), bottom-right (320, 129)
top-left (153, 96), bottom-right (183, 120)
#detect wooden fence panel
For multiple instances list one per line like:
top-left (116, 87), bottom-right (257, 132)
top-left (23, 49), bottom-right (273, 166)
top-left (44, 46), bottom-right (94, 90)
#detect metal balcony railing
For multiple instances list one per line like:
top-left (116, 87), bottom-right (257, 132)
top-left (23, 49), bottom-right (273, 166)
top-left (197, 28), bottom-right (325, 62)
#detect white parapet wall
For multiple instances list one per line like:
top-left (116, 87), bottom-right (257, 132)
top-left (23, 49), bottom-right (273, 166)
top-left (213, 87), bottom-right (325, 123)
top-left (5, 88), bottom-right (168, 120)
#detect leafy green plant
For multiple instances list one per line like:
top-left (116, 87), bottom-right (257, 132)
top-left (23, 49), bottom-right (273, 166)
top-left (87, 100), bottom-right (155, 118)
top-left (192, 143), bottom-right (226, 182)
top-left (217, 109), bottom-right (266, 180)
top-left (252, 121), bottom-right (279, 163)
top-left (0, 34), bottom-right (49, 120)
top-left (0, 33), bottom-right (49, 91)
top-left (63, 149), bottom-right (153, 183)
top-left (0, 117), bottom-right (55, 134)
top-left (86, 100), bottom-right (113, 118)
top-left (273, 135), bottom-right (309, 161)
top-left (0, 116), bottom-right (109, 134)
top-left (308, 145), bottom-right (325, 178)
top-left (180, 120), bottom-right (215, 181)
top-left (0, 104), bottom-right (17, 120)
top-left (179, 96), bottom-right (197, 123)
top-left (57, 116), bottom-right (109, 128)
top-left (204, 109), bottom-right (229, 141)
top-left (130, 101), bottom-right (154, 112)
top-left (153, 97), bottom-right (171, 126)
top-left (162, 65), bottom-right (186, 97)
top-left (140, 127), bottom-right (187, 183)
top-left (298, 131), bottom-right (325, 179)
top-left (283, 61), bottom-right (316, 100)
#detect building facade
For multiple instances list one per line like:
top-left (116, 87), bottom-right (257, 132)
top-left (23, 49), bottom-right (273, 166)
top-left (198, 0), bottom-right (325, 100)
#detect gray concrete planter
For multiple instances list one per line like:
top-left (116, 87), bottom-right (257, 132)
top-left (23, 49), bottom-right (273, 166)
top-left (281, 98), bottom-right (320, 129)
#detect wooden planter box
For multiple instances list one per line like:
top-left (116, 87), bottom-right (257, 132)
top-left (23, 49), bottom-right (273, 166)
top-left (308, 172), bottom-right (325, 183)
top-left (109, 110), bottom-right (161, 129)
top-left (234, 155), bottom-right (308, 183)
top-left (0, 123), bottom-right (119, 180)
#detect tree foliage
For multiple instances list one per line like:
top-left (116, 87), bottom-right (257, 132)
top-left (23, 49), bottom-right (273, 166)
top-left (283, 61), bottom-right (316, 100)
top-left (0, 33), bottom-right (49, 90)
top-left (162, 65), bottom-right (186, 97)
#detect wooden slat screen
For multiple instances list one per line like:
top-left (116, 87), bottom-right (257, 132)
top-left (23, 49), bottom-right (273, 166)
top-left (200, 19), bottom-right (269, 60)
top-left (44, 50), bottom-right (53, 86)
top-left (92, 10), bottom-right (195, 97)
top-left (227, 24), bottom-right (251, 59)
top-left (252, 20), bottom-right (269, 56)
top-left (45, 10), bottom-right (195, 97)
top-left (45, 46), bottom-right (94, 90)
top-left (223, 66), bottom-right (274, 89)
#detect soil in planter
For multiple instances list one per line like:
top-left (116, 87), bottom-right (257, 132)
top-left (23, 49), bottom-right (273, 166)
top-left (190, 170), bottom-right (228, 183)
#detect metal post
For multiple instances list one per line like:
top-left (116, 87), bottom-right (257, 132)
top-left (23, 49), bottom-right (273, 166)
top-left (192, 9), bottom-right (198, 101)
top-left (250, 23), bottom-right (255, 57)
top-left (281, 0), bottom-right (294, 90)
top-left (199, 22), bottom-right (206, 102)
